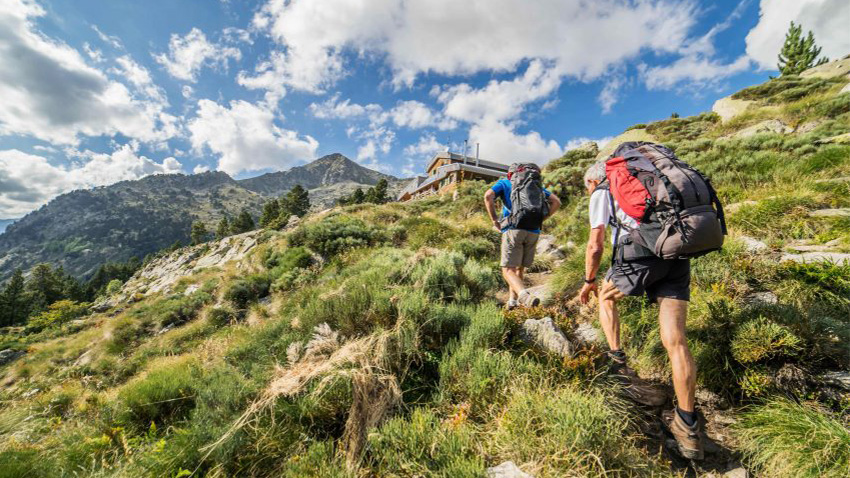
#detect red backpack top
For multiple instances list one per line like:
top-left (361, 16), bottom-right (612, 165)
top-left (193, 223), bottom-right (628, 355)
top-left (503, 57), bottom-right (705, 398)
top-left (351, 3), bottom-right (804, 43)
top-left (603, 142), bottom-right (726, 259)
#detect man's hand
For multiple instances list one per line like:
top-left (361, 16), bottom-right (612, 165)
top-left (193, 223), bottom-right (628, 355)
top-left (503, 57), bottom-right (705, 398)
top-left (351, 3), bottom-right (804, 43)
top-left (579, 282), bottom-right (598, 305)
top-left (491, 219), bottom-right (501, 231)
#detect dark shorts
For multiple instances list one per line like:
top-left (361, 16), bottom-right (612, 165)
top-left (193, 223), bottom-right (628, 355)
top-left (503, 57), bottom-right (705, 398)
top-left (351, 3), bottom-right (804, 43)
top-left (605, 257), bottom-right (691, 303)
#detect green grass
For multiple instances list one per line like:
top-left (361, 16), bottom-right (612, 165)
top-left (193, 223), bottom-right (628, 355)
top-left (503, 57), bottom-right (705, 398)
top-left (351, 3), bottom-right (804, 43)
top-left (734, 399), bottom-right (850, 478)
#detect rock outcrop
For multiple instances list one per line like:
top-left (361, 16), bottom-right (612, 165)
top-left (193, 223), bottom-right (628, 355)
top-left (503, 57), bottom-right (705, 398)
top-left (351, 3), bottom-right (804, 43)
top-left (800, 55), bottom-right (850, 79)
top-left (486, 461), bottom-right (533, 478)
top-left (595, 128), bottom-right (658, 162)
top-left (712, 96), bottom-right (754, 122)
top-left (519, 317), bottom-right (574, 358)
top-left (94, 230), bottom-right (263, 311)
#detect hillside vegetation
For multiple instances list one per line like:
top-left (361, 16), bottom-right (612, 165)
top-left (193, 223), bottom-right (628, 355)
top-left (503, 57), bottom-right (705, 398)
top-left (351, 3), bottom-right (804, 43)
top-left (1, 67), bottom-right (849, 477)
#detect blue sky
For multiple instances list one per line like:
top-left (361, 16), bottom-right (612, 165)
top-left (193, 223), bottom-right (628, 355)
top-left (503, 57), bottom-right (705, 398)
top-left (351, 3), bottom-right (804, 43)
top-left (0, 0), bottom-right (848, 218)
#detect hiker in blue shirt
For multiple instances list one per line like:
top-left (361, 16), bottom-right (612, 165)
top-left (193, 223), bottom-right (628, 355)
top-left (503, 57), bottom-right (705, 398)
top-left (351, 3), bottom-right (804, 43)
top-left (484, 163), bottom-right (560, 309)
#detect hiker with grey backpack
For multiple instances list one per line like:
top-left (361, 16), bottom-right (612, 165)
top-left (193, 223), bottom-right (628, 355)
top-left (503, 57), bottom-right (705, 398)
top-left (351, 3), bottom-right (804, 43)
top-left (579, 142), bottom-right (727, 461)
top-left (485, 163), bottom-right (561, 309)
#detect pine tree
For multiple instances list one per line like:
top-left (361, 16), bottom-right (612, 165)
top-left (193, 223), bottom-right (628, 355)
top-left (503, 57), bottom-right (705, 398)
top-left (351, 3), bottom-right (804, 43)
top-left (777, 22), bottom-right (829, 76)
top-left (351, 188), bottom-right (365, 205)
top-left (0, 269), bottom-right (28, 326)
top-left (280, 185), bottom-right (310, 218)
top-left (216, 216), bottom-right (230, 240)
top-left (231, 209), bottom-right (255, 234)
top-left (259, 199), bottom-right (281, 227)
top-left (24, 263), bottom-right (63, 313)
top-left (190, 221), bottom-right (208, 245)
top-left (365, 179), bottom-right (388, 204)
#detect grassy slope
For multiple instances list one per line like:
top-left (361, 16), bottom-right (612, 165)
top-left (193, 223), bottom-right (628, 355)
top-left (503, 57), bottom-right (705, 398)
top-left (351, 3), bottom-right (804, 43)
top-left (1, 74), bottom-right (849, 478)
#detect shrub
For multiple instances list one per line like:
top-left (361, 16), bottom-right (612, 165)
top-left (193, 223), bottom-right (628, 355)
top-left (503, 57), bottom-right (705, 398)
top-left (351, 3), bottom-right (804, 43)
top-left (731, 317), bottom-right (802, 364)
top-left (451, 238), bottom-right (495, 260)
top-left (488, 384), bottom-right (665, 477)
top-left (280, 442), bottom-right (350, 478)
top-left (734, 399), bottom-right (850, 478)
top-left (288, 215), bottom-right (386, 258)
top-left (117, 356), bottom-right (200, 429)
top-left (400, 216), bottom-right (457, 250)
top-left (223, 274), bottom-right (270, 309)
top-left (366, 408), bottom-right (484, 477)
top-left (25, 300), bottom-right (89, 333)
top-left (265, 246), bottom-right (313, 273)
top-left (207, 306), bottom-right (240, 326)
top-left (106, 279), bottom-right (123, 295)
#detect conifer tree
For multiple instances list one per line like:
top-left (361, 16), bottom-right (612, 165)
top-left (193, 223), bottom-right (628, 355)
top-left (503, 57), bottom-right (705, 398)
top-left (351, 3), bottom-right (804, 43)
top-left (351, 187), bottom-right (365, 205)
top-left (365, 178), bottom-right (388, 204)
top-left (777, 22), bottom-right (828, 75)
top-left (0, 269), bottom-right (28, 326)
top-left (259, 199), bottom-right (281, 226)
top-left (190, 221), bottom-right (208, 245)
top-left (216, 216), bottom-right (230, 239)
top-left (231, 209), bottom-right (255, 234)
top-left (280, 185), bottom-right (310, 218)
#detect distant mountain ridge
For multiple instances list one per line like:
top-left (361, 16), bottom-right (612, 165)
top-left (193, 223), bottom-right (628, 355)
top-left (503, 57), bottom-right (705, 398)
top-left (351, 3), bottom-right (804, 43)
top-left (239, 153), bottom-right (398, 196)
top-left (0, 154), bottom-right (401, 281)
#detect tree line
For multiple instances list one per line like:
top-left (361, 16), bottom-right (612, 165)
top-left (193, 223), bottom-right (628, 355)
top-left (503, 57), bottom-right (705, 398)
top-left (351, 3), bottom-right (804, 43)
top-left (0, 258), bottom-right (140, 328)
top-left (336, 178), bottom-right (389, 206)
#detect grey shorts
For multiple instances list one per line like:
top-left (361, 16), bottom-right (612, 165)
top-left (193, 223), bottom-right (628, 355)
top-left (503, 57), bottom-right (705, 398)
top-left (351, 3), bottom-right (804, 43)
top-left (605, 257), bottom-right (691, 303)
top-left (501, 229), bottom-right (539, 268)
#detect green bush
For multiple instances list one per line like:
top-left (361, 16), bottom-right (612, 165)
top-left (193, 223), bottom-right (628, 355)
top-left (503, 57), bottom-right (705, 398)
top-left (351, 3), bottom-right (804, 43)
top-left (732, 76), bottom-right (840, 103)
top-left (266, 246), bottom-right (314, 274)
top-left (289, 215), bottom-right (386, 258)
top-left (223, 274), bottom-right (270, 309)
top-left (734, 399), bottom-right (850, 478)
top-left (25, 300), bottom-right (89, 333)
top-left (207, 305), bottom-right (240, 326)
top-left (280, 441), bottom-right (350, 478)
top-left (399, 216), bottom-right (458, 250)
top-left (488, 384), bottom-right (665, 477)
top-left (451, 237), bottom-right (495, 260)
top-left (117, 356), bottom-right (199, 429)
top-left (731, 316), bottom-right (802, 364)
top-left (366, 408), bottom-right (484, 477)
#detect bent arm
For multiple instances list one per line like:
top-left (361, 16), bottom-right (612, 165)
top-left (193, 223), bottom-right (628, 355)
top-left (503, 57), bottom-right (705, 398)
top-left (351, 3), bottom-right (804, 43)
top-left (484, 189), bottom-right (499, 223)
top-left (545, 193), bottom-right (561, 220)
top-left (585, 226), bottom-right (606, 281)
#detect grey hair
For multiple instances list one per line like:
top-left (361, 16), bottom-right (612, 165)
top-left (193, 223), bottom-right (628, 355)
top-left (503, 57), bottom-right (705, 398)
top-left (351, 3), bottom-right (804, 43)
top-left (583, 162), bottom-right (606, 184)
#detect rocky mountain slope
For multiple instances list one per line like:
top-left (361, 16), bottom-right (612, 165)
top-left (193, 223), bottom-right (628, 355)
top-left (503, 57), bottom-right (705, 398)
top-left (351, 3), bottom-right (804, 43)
top-left (1, 59), bottom-right (848, 478)
top-left (0, 154), bottom-right (400, 281)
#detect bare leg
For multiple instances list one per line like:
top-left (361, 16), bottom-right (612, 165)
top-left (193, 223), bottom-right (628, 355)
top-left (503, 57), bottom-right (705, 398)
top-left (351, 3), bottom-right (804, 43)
top-left (598, 280), bottom-right (625, 351)
top-left (502, 266), bottom-right (525, 300)
top-left (658, 298), bottom-right (696, 412)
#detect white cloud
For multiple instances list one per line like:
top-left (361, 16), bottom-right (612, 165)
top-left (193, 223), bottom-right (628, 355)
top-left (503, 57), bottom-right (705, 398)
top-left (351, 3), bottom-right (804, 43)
top-left (598, 77), bottom-right (625, 114)
top-left (114, 55), bottom-right (166, 103)
top-left (188, 99), bottom-right (318, 175)
top-left (746, 0), bottom-right (850, 70)
top-left (83, 42), bottom-right (103, 62)
top-left (92, 25), bottom-right (122, 49)
top-left (469, 120), bottom-right (564, 165)
top-left (403, 133), bottom-right (447, 157)
top-left (253, 0), bottom-right (698, 91)
top-left (355, 125), bottom-right (394, 163)
top-left (155, 27), bottom-right (241, 82)
top-left (309, 93), bottom-right (379, 119)
top-left (641, 2), bottom-right (755, 90)
top-left (0, 1), bottom-right (177, 145)
top-left (0, 145), bottom-right (182, 217)
top-left (384, 100), bottom-right (457, 130)
top-left (193, 164), bottom-right (210, 174)
top-left (434, 60), bottom-right (562, 123)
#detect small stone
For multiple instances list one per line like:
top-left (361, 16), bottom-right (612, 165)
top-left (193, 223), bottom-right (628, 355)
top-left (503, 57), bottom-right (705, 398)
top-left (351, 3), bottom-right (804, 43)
top-left (573, 322), bottom-right (601, 347)
top-left (535, 235), bottom-right (566, 260)
top-left (809, 208), bottom-right (850, 217)
top-left (0, 348), bottom-right (25, 366)
top-left (695, 388), bottom-right (730, 410)
top-left (183, 284), bottom-right (200, 296)
top-left (519, 317), bottom-right (574, 358)
top-left (780, 252), bottom-right (850, 266)
top-left (486, 461), bottom-right (533, 478)
top-left (745, 291), bottom-right (778, 305)
top-left (724, 467), bottom-right (748, 478)
top-left (821, 371), bottom-right (850, 391)
top-left (524, 284), bottom-right (553, 306)
top-left (738, 235), bottom-right (768, 254)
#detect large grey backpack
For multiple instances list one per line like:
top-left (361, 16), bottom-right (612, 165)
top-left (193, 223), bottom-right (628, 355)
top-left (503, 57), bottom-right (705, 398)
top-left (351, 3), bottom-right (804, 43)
top-left (604, 142), bottom-right (726, 260)
top-left (504, 163), bottom-right (549, 231)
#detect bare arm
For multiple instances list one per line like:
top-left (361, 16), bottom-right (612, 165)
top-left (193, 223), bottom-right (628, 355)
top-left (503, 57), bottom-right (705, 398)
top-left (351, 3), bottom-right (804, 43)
top-left (580, 226), bottom-right (606, 304)
top-left (544, 193), bottom-right (561, 220)
top-left (484, 189), bottom-right (501, 231)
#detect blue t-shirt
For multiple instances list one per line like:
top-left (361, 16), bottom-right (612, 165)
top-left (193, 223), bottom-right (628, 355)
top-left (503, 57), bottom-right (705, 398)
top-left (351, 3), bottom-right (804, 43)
top-left (491, 178), bottom-right (550, 233)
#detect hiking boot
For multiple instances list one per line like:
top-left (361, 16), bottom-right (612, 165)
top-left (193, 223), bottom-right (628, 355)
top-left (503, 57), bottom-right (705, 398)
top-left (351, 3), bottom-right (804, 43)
top-left (609, 356), bottom-right (666, 407)
top-left (665, 409), bottom-right (704, 460)
top-left (518, 289), bottom-right (540, 307)
top-left (505, 299), bottom-right (518, 311)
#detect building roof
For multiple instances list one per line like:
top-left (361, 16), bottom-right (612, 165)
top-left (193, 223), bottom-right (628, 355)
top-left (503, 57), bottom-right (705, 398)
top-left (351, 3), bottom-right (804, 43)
top-left (425, 152), bottom-right (510, 175)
